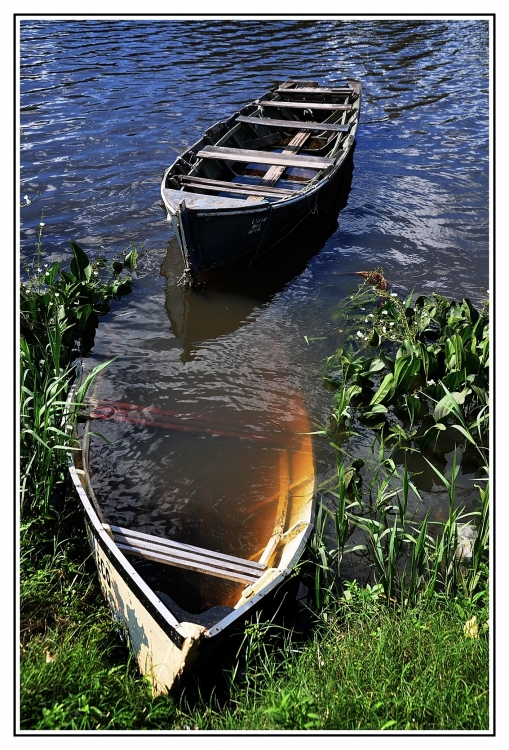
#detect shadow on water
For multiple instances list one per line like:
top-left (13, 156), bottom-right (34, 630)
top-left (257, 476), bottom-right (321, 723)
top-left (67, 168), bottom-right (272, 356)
top-left (161, 153), bottom-right (355, 363)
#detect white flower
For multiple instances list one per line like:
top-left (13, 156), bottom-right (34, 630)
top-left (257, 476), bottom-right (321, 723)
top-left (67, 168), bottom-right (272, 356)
top-left (356, 331), bottom-right (363, 338)
top-left (368, 313), bottom-right (374, 318)
top-left (39, 222), bottom-right (45, 227)
top-left (365, 318), bottom-right (369, 322)
top-left (391, 292), bottom-right (398, 297)
top-left (389, 322), bottom-right (395, 327)
top-left (382, 326), bottom-right (386, 333)
top-left (54, 293), bottom-right (59, 297)
top-left (427, 379), bottom-right (435, 386)
top-left (382, 310), bottom-right (388, 315)
top-left (24, 195), bottom-right (31, 204)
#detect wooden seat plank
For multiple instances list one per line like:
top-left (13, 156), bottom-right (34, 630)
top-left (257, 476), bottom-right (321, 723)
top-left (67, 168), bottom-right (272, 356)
top-left (110, 524), bottom-right (266, 572)
top-left (114, 533), bottom-right (260, 575)
top-left (197, 145), bottom-right (334, 170)
top-left (279, 79), bottom-right (318, 87)
top-left (274, 86), bottom-right (353, 96)
top-left (116, 542), bottom-right (262, 584)
top-left (236, 115), bottom-right (351, 133)
top-left (115, 537), bottom-right (263, 579)
top-left (177, 174), bottom-right (295, 198)
top-left (258, 99), bottom-right (351, 111)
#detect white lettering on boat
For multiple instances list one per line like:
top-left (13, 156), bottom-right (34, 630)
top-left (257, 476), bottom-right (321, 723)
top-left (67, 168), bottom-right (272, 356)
top-left (248, 216), bottom-right (267, 234)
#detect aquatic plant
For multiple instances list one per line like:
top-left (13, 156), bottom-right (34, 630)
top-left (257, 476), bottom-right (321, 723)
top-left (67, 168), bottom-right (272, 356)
top-left (20, 235), bottom-right (138, 525)
top-left (306, 277), bottom-right (489, 610)
top-left (326, 283), bottom-right (489, 456)
top-left (21, 238), bottom-right (138, 364)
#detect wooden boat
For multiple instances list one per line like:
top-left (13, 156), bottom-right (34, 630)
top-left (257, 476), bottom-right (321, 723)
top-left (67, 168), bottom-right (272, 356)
top-left (67, 387), bottom-right (315, 694)
top-left (161, 78), bottom-right (361, 285)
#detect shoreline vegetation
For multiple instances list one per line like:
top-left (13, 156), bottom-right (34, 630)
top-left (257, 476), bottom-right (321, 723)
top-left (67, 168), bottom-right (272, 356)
top-left (19, 234), bottom-right (489, 730)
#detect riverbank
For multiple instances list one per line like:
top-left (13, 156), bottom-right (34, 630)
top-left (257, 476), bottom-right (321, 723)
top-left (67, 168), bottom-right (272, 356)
top-left (19, 263), bottom-right (490, 732)
top-left (20, 568), bottom-right (488, 731)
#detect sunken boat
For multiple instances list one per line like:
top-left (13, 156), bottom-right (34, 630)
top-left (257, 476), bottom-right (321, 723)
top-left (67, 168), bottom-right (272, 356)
top-left (67, 384), bottom-right (315, 694)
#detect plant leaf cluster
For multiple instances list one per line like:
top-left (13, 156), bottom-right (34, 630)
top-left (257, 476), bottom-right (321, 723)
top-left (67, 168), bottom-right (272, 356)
top-left (20, 239), bottom-right (135, 525)
top-left (326, 285), bottom-right (489, 455)
top-left (21, 239), bottom-right (137, 365)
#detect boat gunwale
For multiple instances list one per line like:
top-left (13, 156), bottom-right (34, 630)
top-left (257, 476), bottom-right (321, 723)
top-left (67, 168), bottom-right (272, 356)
top-left (67, 459), bottom-right (187, 648)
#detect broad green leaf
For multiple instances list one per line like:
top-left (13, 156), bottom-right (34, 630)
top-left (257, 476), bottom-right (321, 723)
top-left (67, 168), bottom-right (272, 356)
top-left (404, 288), bottom-right (415, 308)
top-left (369, 330), bottom-right (381, 347)
top-left (69, 240), bottom-right (92, 282)
top-left (434, 389), bottom-right (469, 422)
top-left (416, 342), bottom-right (430, 380)
top-left (404, 394), bottom-right (421, 428)
top-left (369, 404), bottom-right (388, 414)
top-left (368, 358), bottom-right (386, 374)
top-left (124, 247), bottom-right (138, 270)
top-left (370, 373), bottom-right (394, 405)
top-left (462, 297), bottom-right (480, 324)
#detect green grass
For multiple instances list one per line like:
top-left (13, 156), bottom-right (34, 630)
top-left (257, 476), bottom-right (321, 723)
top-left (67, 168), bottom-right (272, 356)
top-left (20, 556), bottom-right (489, 731)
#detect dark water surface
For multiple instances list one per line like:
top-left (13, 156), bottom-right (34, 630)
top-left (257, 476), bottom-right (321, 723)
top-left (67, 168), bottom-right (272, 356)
top-left (20, 19), bottom-right (489, 587)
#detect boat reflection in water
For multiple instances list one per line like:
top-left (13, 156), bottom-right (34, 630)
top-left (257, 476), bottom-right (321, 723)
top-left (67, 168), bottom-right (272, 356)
top-left (162, 150), bottom-right (354, 362)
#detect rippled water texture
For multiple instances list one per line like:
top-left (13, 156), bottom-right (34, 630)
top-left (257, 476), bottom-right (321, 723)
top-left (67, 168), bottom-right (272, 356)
top-left (20, 19), bottom-right (490, 589)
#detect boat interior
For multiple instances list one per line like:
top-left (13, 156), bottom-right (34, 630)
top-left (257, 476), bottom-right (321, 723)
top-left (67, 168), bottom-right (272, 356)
top-left (163, 80), bottom-right (360, 203)
top-left (76, 402), bottom-right (315, 630)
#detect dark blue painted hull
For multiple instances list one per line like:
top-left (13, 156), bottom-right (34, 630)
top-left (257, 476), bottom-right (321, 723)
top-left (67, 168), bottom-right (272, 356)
top-left (161, 79), bottom-right (361, 283)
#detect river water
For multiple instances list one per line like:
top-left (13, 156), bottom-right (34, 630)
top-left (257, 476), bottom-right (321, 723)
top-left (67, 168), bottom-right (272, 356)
top-left (20, 18), bottom-right (490, 597)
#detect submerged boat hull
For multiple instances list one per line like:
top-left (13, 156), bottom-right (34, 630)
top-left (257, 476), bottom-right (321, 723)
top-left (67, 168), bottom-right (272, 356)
top-left (68, 388), bottom-right (315, 694)
top-left (161, 79), bottom-right (361, 284)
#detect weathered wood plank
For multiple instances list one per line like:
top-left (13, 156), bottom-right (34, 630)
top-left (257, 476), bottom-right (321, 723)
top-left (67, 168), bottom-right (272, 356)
top-left (115, 536), bottom-right (263, 579)
top-left (274, 86), bottom-right (352, 96)
top-left (162, 187), bottom-right (247, 210)
top-left (177, 174), bottom-right (295, 198)
top-left (246, 131), bottom-right (310, 202)
top-left (279, 79), bottom-right (318, 87)
top-left (197, 145), bottom-right (334, 170)
top-left (110, 524), bottom-right (266, 572)
top-left (116, 542), bottom-right (262, 584)
top-left (236, 115), bottom-right (351, 133)
top-left (258, 99), bottom-right (351, 111)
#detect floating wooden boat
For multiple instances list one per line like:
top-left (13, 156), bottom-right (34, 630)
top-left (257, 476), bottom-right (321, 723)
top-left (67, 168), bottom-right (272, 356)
top-left (67, 388), bottom-right (315, 694)
top-left (161, 78), bottom-right (361, 285)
